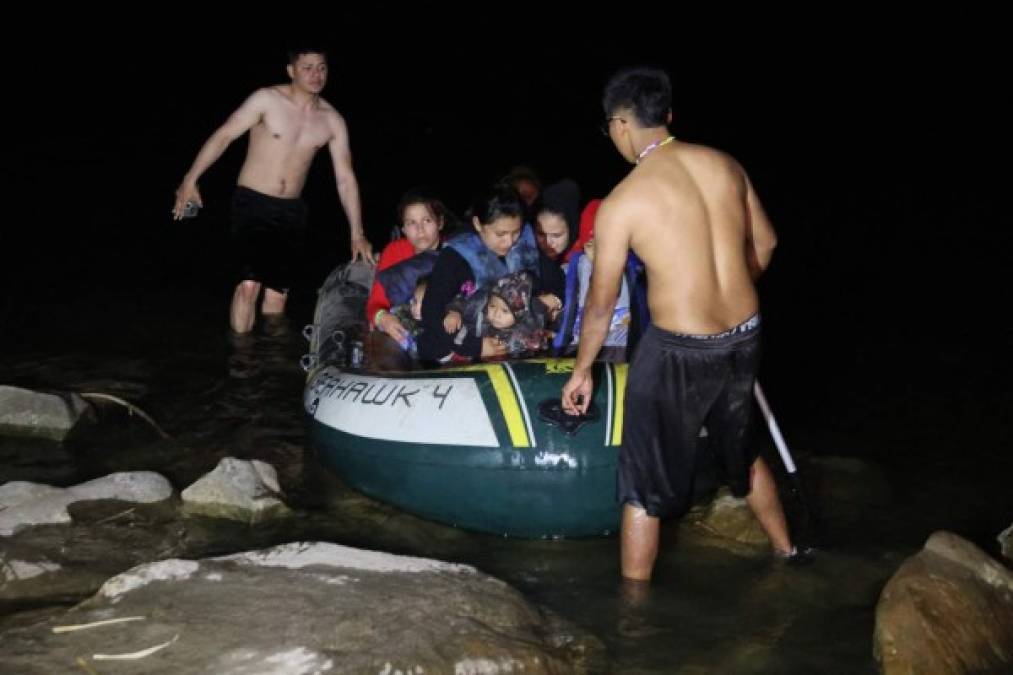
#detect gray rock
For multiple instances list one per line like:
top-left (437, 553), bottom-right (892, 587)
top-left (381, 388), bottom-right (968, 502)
top-left (874, 530), bottom-right (1013, 675)
top-left (0, 386), bottom-right (91, 440)
top-left (1, 498), bottom-right (186, 609)
top-left (0, 472), bottom-right (174, 536)
top-left (0, 482), bottom-right (65, 511)
top-left (0, 542), bottom-right (604, 674)
top-left (685, 487), bottom-right (769, 552)
top-left (0, 559), bottom-right (61, 583)
top-left (999, 522), bottom-right (1012, 563)
top-left (0, 556), bottom-right (68, 606)
top-left (181, 458), bottom-right (290, 523)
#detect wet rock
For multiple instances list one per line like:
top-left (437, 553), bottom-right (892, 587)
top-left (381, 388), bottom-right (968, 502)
top-left (0, 558), bottom-right (63, 604)
top-left (0, 472), bottom-right (174, 536)
top-left (0, 385), bottom-right (92, 441)
top-left (999, 522), bottom-right (1012, 563)
top-left (874, 530), bottom-right (1013, 675)
top-left (1, 499), bottom-right (186, 609)
top-left (685, 487), bottom-right (769, 552)
top-left (0, 554), bottom-right (104, 609)
top-left (0, 482), bottom-right (65, 511)
top-left (181, 457), bottom-right (291, 523)
top-left (0, 542), bottom-right (605, 674)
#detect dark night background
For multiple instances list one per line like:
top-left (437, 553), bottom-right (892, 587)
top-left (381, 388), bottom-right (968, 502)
top-left (2, 10), bottom-right (1009, 504)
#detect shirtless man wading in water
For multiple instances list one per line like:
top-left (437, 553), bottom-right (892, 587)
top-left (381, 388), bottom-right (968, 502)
top-left (173, 47), bottom-right (374, 334)
top-left (562, 66), bottom-right (802, 581)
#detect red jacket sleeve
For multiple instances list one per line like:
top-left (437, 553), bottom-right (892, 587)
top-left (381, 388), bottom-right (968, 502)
top-left (563, 198), bottom-right (603, 263)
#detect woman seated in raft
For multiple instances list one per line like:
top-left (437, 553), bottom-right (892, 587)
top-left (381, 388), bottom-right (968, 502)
top-left (366, 189), bottom-right (454, 351)
top-left (533, 178), bottom-right (582, 266)
top-left (419, 183), bottom-right (565, 364)
top-left (443, 271), bottom-right (549, 358)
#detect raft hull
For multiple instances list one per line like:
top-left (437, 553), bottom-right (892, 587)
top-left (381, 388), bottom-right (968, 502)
top-left (304, 359), bottom-right (626, 537)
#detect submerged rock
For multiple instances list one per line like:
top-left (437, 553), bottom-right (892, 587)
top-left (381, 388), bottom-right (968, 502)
top-left (0, 541), bottom-right (605, 674)
top-left (685, 487), bottom-right (769, 553)
top-left (874, 530), bottom-right (1013, 675)
top-left (0, 386), bottom-right (92, 441)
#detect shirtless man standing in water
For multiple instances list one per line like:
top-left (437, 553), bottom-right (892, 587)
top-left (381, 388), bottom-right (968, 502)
top-left (172, 47), bottom-right (374, 334)
top-left (562, 66), bottom-right (798, 581)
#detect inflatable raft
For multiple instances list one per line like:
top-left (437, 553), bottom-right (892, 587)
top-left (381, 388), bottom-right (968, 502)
top-left (302, 263), bottom-right (625, 538)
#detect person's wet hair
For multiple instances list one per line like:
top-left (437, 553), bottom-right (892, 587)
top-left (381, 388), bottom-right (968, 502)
top-left (467, 183), bottom-right (525, 226)
top-left (602, 66), bottom-right (671, 128)
top-left (287, 46), bottom-right (328, 64)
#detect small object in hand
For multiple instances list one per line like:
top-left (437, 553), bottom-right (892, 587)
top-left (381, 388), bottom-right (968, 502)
top-left (576, 394), bottom-right (585, 407)
top-left (179, 201), bottom-right (200, 219)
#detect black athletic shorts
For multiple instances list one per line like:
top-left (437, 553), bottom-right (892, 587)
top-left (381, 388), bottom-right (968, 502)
top-left (618, 315), bottom-right (761, 518)
top-left (231, 186), bottom-right (307, 293)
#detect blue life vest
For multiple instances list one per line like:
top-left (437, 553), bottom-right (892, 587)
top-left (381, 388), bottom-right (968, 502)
top-left (375, 250), bottom-right (440, 306)
top-left (553, 252), bottom-right (650, 355)
top-left (445, 224), bottom-right (541, 290)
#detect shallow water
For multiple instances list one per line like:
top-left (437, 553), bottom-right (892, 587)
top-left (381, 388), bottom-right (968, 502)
top-left (2, 287), bottom-right (1009, 673)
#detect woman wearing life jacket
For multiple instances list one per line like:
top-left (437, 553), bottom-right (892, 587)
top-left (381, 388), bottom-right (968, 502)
top-left (419, 183), bottom-right (565, 363)
top-left (366, 189), bottom-right (454, 347)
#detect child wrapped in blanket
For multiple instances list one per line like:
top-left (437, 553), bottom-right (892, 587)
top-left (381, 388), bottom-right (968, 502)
top-left (442, 271), bottom-right (551, 359)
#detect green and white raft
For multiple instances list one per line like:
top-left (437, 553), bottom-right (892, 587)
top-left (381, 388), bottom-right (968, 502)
top-left (302, 262), bottom-right (627, 538)
top-left (304, 358), bottom-right (627, 538)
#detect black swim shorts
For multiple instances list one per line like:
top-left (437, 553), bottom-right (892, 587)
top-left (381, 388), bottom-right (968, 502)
top-left (231, 185), bottom-right (308, 293)
top-left (618, 315), bottom-right (761, 518)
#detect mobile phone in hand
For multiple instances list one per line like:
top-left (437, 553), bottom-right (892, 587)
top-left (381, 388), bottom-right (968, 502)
top-left (174, 201), bottom-right (200, 219)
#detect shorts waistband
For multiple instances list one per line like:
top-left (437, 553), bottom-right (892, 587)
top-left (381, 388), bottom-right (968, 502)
top-left (649, 314), bottom-right (760, 349)
top-left (235, 185), bottom-right (304, 205)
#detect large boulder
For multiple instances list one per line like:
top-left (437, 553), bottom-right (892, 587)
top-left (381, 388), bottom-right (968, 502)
top-left (874, 530), bottom-right (1013, 674)
top-left (0, 541), bottom-right (604, 674)
top-left (0, 386), bottom-right (91, 441)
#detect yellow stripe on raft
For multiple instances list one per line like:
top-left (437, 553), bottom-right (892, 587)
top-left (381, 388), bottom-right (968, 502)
top-left (611, 363), bottom-right (628, 446)
top-left (441, 363), bottom-right (530, 447)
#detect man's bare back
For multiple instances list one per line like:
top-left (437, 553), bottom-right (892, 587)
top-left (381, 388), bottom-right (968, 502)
top-left (238, 86), bottom-right (345, 199)
top-left (604, 140), bottom-right (776, 335)
top-left (563, 66), bottom-right (794, 580)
